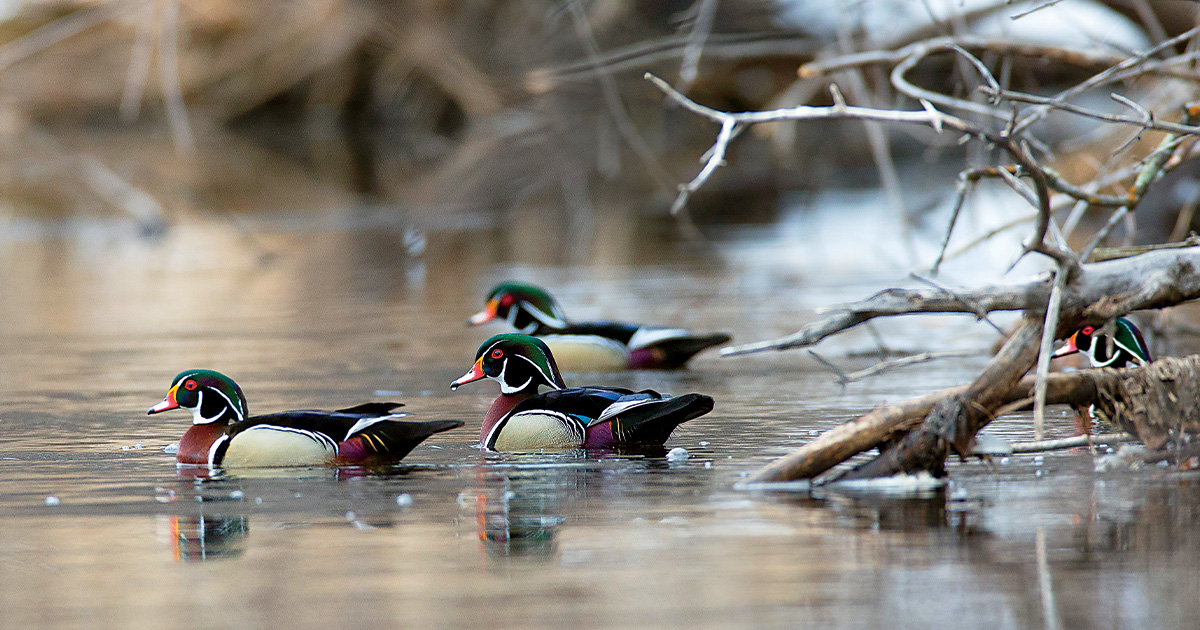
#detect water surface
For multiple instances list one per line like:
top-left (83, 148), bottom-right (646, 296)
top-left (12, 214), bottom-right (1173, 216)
top-left (2, 181), bottom-right (1198, 629)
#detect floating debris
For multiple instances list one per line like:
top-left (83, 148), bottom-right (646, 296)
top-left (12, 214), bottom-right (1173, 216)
top-left (163, 443), bottom-right (180, 454)
top-left (666, 447), bottom-right (689, 461)
top-left (970, 432), bottom-right (1013, 456)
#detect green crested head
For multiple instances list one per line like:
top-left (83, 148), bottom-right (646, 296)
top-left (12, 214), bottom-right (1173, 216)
top-left (1053, 317), bottom-right (1150, 368)
top-left (450, 333), bottom-right (566, 395)
top-left (468, 281), bottom-right (568, 333)
top-left (149, 369), bottom-right (248, 425)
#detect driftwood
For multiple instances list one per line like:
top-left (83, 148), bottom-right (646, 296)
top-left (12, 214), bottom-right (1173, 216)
top-left (751, 354), bottom-right (1200, 484)
top-left (736, 248), bottom-right (1200, 483)
top-left (753, 352), bottom-right (1200, 487)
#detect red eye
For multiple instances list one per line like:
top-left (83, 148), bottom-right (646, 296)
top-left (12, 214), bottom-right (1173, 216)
top-left (1082, 326), bottom-right (1094, 335)
top-left (184, 380), bottom-right (198, 391)
top-left (491, 349), bottom-right (504, 359)
top-left (500, 295), bottom-right (515, 307)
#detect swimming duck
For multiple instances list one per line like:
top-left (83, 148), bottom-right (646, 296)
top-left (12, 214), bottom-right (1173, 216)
top-left (1052, 317), bottom-right (1151, 368)
top-left (469, 281), bottom-right (731, 370)
top-left (148, 369), bottom-right (462, 467)
top-left (450, 334), bottom-right (714, 451)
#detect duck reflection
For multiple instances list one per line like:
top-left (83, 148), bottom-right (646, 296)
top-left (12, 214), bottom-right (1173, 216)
top-left (157, 469), bottom-right (255, 562)
top-left (167, 514), bottom-right (250, 562)
top-left (464, 456), bottom-right (608, 559)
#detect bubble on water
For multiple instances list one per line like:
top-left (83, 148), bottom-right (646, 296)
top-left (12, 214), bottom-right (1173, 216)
top-left (396, 494), bottom-right (414, 507)
top-left (44, 496), bottom-right (60, 506)
top-left (254, 497), bottom-right (263, 505)
top-left (1033, 455), bottom-right (1044, 465)
top-left (666, 447), bottom-right (689, 461)
top-left (229, 490), bottom-right (245, 500)
top-left (163, 443), bottom-right (179, 454)
top-left (698, 441), bottom-right (710, 447)
top-left (1000, 457), bottom-right (1010, 465)
top-left (1035, 470), bottom-right (1044, 478)
top-left (345, 511), bottom-right (357, 521)
top-left (121, 446), bottom-right (131, 451)
top-left (294, 492), bottom-right (302, 499)
top-left (374, 390), bottom-right (403, 396)
top-left (704, 462), bottom-right (713, 469)
top-left (133, 443), bottom-right (144, 450)
top-left (502, 491), bottom-right (516, 501)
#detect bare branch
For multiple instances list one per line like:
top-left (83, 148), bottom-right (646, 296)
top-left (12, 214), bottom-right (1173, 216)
top-left (724, 248), bottom-right (1200, 357)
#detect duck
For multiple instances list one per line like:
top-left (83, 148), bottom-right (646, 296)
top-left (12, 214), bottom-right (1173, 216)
top-left (148, 369), bottom-right (463, 467)
top-left (468, 281), bottom-right (731, 370)
top-left (1052, 317), bottom-right (1151, 435)
top-left (449, 334), bottom-right (714, 451)
top-left (1052, 316), bottom-right (1151, 368)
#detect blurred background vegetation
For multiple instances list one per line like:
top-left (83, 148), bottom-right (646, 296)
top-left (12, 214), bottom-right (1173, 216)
top-left (1, 0), bottom-right (1198, 253)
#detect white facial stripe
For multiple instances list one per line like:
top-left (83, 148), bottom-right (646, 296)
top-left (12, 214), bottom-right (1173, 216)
top-left (190, 391), bottom-right (214, 425)
top-left (513, 353), bottom-right (561, 390)
top-left (209, 388), bottom-right (244, 422)
top-left (185, 386), bottom-right (244, 424)
top-left (523, 302), bottom-right (567, 329)
top-left (497, 357), bottom-right (533, 394)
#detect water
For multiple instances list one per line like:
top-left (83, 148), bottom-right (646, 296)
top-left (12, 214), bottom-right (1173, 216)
top-left (3, 182), bottom-right (1199, 629)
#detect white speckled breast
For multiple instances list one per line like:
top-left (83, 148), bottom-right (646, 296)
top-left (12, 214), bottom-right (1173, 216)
top-left (541, 335), bottom-right (629, 372)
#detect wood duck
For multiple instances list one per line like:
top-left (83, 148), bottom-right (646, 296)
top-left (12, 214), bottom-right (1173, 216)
top-left (1052, 317), bottom-right (1151, 435)
top-left (1052, 317), bottom-right (1151, 368)
top-left (148, 369), bottom-right (463, 467)
top-left (450, 334), bottom-right (714, 451)
top-left (469, 281), bottom-right (731, 370)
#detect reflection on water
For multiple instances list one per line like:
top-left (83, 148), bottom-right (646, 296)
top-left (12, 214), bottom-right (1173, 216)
top-left (2, 156), bottom-right (1199, 627)
top-left (167, 514), bottom-right (250, 562)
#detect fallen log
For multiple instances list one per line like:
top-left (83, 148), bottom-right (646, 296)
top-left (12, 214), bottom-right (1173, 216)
top-left (748, 355), bottom-right (1200, 484)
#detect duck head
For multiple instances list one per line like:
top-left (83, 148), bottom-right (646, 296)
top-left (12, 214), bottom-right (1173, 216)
top-left (469, 282), bottom-right (568, 334)
top-left (148, 369), bottom-right (248, 425)
top-left (451, 334), bottom-right (566, 396)
top-left (1052, 317), bottom-right (1150, 368)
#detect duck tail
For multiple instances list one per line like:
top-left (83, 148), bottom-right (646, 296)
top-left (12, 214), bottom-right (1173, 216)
top-left (631, 334), bottom-right (732, 369)
top-left (611, 394), bottom-right (714, 445)
top-left (340, 419), bottom-right (463, 462)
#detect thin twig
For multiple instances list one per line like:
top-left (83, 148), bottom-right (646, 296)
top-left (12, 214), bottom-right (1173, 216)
top-left (1010, 432), bottom-right (1135, 453)
top-left (157, 0), bottom-right (194, 156)
top-left (567, 2), bottom-right (674, 194)
top-left (1033, 266), bottom-right (1068, 440)
top-left (843, 350), bottom-right (977, 382)
top-left (910, 273), bottom-right (1006, 335)
top-left (677, 0), bottom-right (718, 93)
